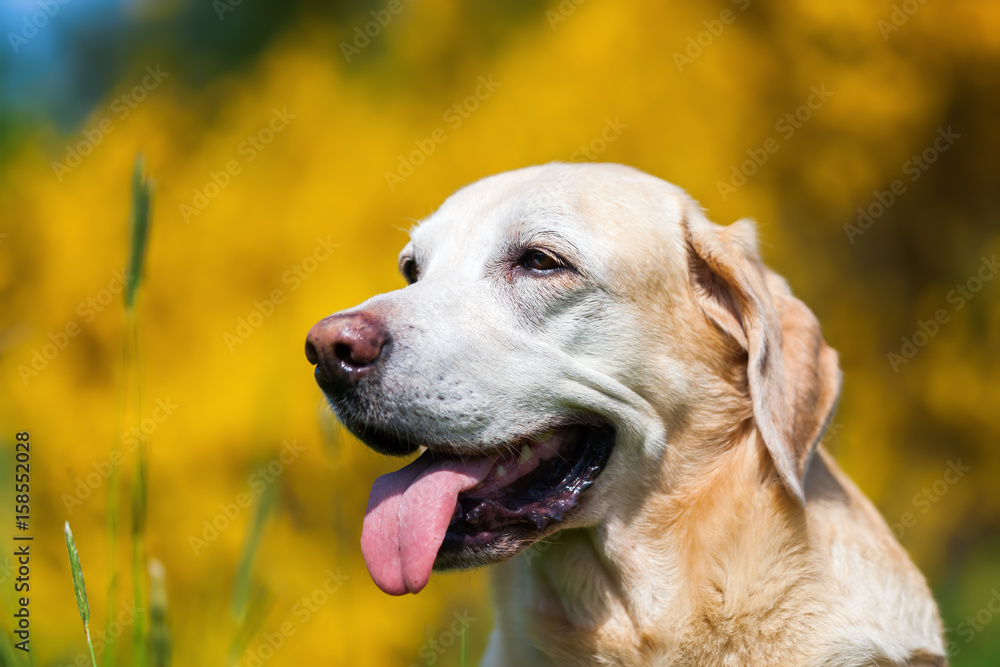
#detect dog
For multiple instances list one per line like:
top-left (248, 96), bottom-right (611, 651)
top-left (305, 163), bottom-right (947, 666)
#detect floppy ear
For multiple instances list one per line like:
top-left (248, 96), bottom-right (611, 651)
top-left (682, 204), bottom-right (841, 504)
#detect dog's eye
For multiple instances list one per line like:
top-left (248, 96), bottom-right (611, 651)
top-left (400, 257), bottom-right (419, 284)
top-left (519, 249), bottom-right (563, 273)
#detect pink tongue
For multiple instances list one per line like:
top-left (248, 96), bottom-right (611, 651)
top-left (361, 451), bottom-right (493, 595)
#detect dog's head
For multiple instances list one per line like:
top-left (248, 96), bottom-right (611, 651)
top-left (305, 163), bottom-right (840, 595)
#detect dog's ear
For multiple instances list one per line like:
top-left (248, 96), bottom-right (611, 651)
top-left (682, 204), bottom-right (841, 504)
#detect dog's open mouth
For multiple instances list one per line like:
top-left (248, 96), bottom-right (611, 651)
top-left (360, 422), bottom-right (614, 595)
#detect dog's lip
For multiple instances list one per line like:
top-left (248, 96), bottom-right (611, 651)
top-left (437, 421), bottom-right (615, 561)
top-left (356, 415), bottom-right (615, 592)
top-left (346, 412), bottom-right (604, 460)
top-left (424, 424), bottom-right (583, 494)
top-left (350, 414), bottom-right (614, 521)
top-left (343, 421), bottom-right (422, 457)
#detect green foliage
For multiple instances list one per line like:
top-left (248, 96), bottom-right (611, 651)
top-left (64, 523), bottom-right (97, 667)
top-left (125, 156), bottom-right (153, 310)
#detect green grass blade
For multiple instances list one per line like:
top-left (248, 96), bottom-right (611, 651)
top-left (64, 523), bottom-right (98, 667)
top-left (147, 559), bottom-right (171, 667)
top-left (125, 153), bottom-right (154, 667)
top-left (0, 616), bottom-right (23, 667)
top-left (103, 154), bottom-right (155, 667)
top-left (64, 523), bottom-right (90, 627)
top-left (132, 425), bottom-right (148, 667)
top-left (102, 313), bottom-right (129, 667)
top-left (131, 533), bottom-right (147, 667)
top-left (229, 480), bottom-right (276, 624)
top-left (125, 154), bottom-right (153, 309)
top-left (225, 586), bottom-right (273, 667)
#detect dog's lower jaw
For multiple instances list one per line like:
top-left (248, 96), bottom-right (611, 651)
top-left (481, 434), bottom-right (946, 667)
top-left (433, 532), bottom-right (529, 572)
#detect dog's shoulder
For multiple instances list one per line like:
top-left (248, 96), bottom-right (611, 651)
top-left (803, 449), bottom-right (948, 666)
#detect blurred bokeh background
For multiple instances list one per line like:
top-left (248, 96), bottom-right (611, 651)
top-left (0, 0), bottom-right (998, 664)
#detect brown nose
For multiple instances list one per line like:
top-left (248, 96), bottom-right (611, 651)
top-left (305, 311), bottom-right (390, 392)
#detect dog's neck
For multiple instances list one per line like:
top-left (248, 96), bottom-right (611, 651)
top-left (488, 430), bottom-right (824, 666)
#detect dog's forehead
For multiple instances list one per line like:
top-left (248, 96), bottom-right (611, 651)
top-left (408, 163), bottom-right (690, 269)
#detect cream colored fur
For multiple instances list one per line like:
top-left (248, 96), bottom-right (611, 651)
top-left (356, 163), bottom-right (946, 666)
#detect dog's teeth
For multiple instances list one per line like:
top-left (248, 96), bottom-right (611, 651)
top-left (496, 465), bottom-right (507, 479)
top-left (519, 445), bottom-right (532, 464)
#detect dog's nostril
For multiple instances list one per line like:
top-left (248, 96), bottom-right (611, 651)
top-left (334, 342), bottom-right (356, 366)
top-left (304, 340), bottom-right (319, 365)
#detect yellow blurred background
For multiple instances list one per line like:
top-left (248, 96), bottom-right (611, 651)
top-left (0, 0), bottom-right (999, 664)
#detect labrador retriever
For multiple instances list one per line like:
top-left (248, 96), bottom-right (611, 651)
top-left (304, 163), bottom-right (947, 666)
